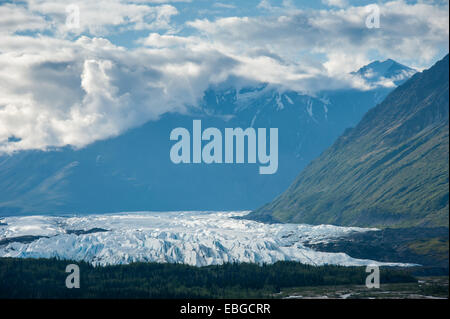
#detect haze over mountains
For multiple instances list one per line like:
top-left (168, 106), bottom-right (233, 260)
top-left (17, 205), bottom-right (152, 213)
top-left (249, 54), bottom-right (449, 229)
top-left (0, 60), bottom-right (416, 215)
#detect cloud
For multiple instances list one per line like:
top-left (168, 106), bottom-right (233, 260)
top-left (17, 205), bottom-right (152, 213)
top-left (256, 0), bottom-right (300, 14)
top-left (213, 2), bottom-right (237, 9)
top-left (15, 0), bottom-right (180, 35)
top-left (0, 34), bottom-right (237, 152)
top-left (321, 0), bottom-right (348, 8)
top-left (0, 3), bottom-right (48, 34)
top-left (189, 1), bottom-right (449, 73)
top-left (0, 0), bottom-right (448, 153)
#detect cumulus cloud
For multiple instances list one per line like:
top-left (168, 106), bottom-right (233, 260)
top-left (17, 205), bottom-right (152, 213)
top-left (188, 1), bottom-right (449, 74)
top-left (0, 0), bottom-right (448, 153)
top-left (0, 3), bottom-right (48, 34)
top-left (0, 35), bottom-right (236, 152)
top-left (22, 0), bottom-right (180, 35)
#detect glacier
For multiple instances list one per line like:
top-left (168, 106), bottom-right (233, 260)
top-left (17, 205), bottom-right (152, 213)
top-left (0, 211), bottom-right (413, 267)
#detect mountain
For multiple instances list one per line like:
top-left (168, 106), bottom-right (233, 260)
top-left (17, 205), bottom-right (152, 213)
top-left (248, 55), bottom-right (449, 228)
top-left (0, 60), bottom-right (415, 215)
top-left (353, 59), bottom-right (416, 86)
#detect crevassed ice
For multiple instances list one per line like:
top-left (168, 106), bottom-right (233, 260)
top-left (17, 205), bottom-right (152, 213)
top-left (0, 211), bottom-right (412, 267)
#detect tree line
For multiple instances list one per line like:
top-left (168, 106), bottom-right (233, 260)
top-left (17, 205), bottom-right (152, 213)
top-left (0, 257), bottom-right (416, 298)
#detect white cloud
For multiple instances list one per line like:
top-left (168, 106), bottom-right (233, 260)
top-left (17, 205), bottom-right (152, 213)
top-left (0, 0), bottom-right (448, 153)
top-left (321, 0), bottom-right (348, 8)
top-left (213, 2), bottom-right (237, 9)
top-left (20, 0), bottom-right (180, 35)
top-left (189, 1), bottom-right (449, 73)
top-left (0, 3), bottom-right (48, 34)
top-left (0, 34), bottom-right (236, 152)
top-left (257, 0), bottom-right (300, 14)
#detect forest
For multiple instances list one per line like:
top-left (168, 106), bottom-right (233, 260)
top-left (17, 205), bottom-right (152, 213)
top-left (0, 257), bottom-right (416, 298)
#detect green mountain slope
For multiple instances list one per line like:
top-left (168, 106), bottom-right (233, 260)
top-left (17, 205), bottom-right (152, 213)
top-left (248, 55), bottom-right (449, 228)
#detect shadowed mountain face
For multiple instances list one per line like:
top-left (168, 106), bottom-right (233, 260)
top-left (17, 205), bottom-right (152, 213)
top-left (248, 55), bottom-right (449, 228)
top-left (0, 61), bottom-right (413, 215)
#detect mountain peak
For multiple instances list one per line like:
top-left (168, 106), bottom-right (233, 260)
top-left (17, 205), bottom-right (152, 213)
top-left (353, 59), bottom-right (416, 86)
top-left (249, 54), bottom-right (449, 228)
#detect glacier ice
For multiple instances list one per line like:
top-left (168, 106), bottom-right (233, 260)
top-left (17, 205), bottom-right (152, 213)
top-left (0, 211), bottom-right (413, 267)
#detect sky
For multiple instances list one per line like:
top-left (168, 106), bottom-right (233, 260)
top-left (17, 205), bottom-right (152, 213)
top-left (0, 0), bottom-right (448, 153)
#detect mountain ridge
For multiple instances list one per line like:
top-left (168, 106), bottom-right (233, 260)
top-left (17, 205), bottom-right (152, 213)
top-left (248, 54), bottom-right (449, 228)
top-left (353, 58), bottom-right (416, 86)
top-left (0, 60), bottom-right (417, 215)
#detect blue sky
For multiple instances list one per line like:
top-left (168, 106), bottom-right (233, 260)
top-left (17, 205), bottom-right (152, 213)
top-left (0, 0), bottom-right (448, 152)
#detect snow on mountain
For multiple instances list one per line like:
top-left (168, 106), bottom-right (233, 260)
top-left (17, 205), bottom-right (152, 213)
top-left (353, 59), bottom-right (416, 87)
top-left (0, 60), bottom-right (416, 215)
top-left (0, 212), bottom-right (414, 267)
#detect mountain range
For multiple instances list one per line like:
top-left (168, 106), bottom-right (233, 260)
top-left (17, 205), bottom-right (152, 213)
top-left (0, 59), bottom-right (416, 215)
top-left (248, 55), bottom-right (449, 229)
